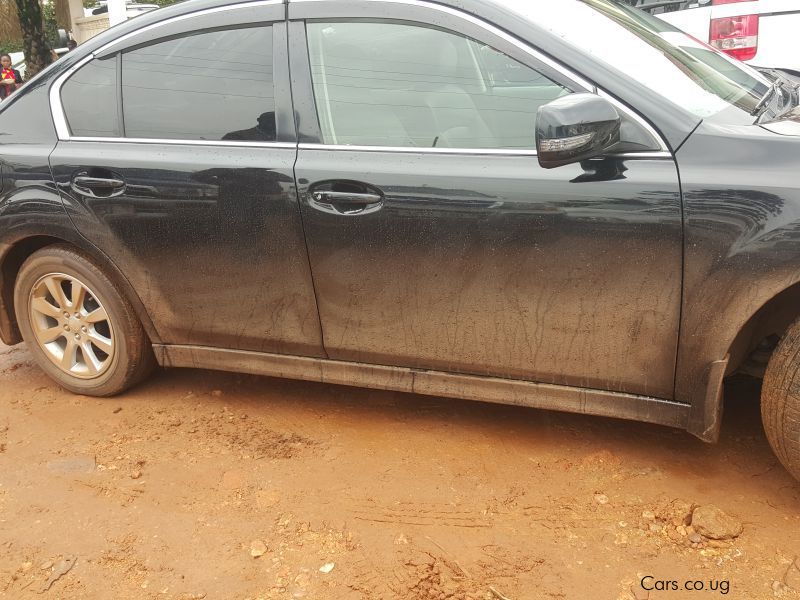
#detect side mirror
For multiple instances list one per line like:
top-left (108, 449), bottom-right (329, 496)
top-left (536, 93), bottom-right (621, 169)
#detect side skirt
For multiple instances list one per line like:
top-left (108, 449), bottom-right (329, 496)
top-left (154, 345), bottom-right (691, 430)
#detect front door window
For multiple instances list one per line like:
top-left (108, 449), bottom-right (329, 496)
top-left (306, 21), bottom-right (570, 149)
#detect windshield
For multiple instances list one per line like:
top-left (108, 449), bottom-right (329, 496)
top-left (498, 0), bottom-right (771, 121)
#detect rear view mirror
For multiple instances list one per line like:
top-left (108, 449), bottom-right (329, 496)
top-left (536, 93), bottom-right (621, 169)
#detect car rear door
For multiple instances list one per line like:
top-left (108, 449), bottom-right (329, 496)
top-left (288, 0), bottom-right (684, 400)
top-left (48, 4), bottom-right (325, 357)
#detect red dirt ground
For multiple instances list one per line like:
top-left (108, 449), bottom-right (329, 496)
top-left (1, 342), bottom-right (799, 599)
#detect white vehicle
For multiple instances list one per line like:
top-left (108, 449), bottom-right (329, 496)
top-left (83, 1), bottom-right (159, 18)
top-left (636, 0), bottom-right (800, 74)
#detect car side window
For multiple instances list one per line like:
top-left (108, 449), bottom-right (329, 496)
top-left (121, 26), bottom-right (276, 141)
top-left (61, 57), bottom-right (120, 137)
top-left (306, 21), bottom-right (570, 149)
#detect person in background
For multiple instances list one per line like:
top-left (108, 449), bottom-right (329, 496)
top-left (0, 54), bottom-right (23, 101)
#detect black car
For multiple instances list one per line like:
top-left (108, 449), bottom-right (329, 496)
top-left (2, 0), bottom-right (800, 480)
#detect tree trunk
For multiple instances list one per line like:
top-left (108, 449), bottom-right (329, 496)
top-left (13, 0), bottom-right (51, 77)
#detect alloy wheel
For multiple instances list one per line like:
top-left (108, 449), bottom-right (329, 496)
top-left (27, 273), bottom-right (115, 379)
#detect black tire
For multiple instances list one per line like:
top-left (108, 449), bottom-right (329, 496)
top-left (13, 244), bottom-right (155, 396)
top-left (761, 318), bottom-right (800, 481)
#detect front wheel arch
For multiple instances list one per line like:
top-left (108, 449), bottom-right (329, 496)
top-left (725, 283), bottom-right (800, 379)
top-left (686, 281), bottom-right (800, 442)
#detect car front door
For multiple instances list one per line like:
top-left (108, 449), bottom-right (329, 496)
top-left (49, 7), bottom-right (325, 357)
top-left (289, 1), bottom-right (683, 399)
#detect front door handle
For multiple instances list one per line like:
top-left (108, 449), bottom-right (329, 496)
top-left (308, 181), bottom-right (385, 216)
top-left (71, 171), bottom-right (127, 198)
top-left (312, 190), bottom-right (382, 205)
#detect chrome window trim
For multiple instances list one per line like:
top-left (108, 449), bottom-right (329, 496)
top-left (67, 137), bottom-right (297, 149)
top-left (299, 143), bottom-right (672, 160)
top-left (96, 0), bottom-right (282, 54)
top-left (50, 53), bottom-right (95, 140)
top-left (293, 0), bottom-right (595, 92)
top-left (299, 143), bottom-right (539, 156)
top-left (50, 0), bottom-right (282, 142)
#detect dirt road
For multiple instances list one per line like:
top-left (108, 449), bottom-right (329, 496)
top-left (1, 341), bottom-right (798, 600)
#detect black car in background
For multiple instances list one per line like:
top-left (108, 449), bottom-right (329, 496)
top-left (2, 0), bottom-right (800, 481)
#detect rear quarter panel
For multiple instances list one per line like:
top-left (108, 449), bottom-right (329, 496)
top-left (0, 81), bottom-right (66, 344)
top-left (0, 75), bottom-right (159, 346)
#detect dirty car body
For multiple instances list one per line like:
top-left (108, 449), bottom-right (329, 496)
top-left (2, 0), bottom-right (800, 459)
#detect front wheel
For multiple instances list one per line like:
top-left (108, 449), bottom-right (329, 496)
top-left (13, 244), bottom-right (155, 396)
top-left (761, 318), bottom-right (800, 481)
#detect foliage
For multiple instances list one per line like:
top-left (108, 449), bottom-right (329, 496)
top-left (42, 0), bottom-right (59, 48)
top-left (82, 0), bottom-right (183, 8)
top-left (0, 39), bottom-right (25, 55)
top-left (13, 0), bottom-right (51, 75)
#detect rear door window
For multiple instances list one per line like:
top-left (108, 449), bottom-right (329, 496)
top-left (121, 26), bottom-right (276, 141)
top-left (61, 57), bottom-right (120, 137)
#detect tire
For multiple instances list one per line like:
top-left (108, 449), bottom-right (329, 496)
top-left (13, 244), bottom-right (155, 396)
top-left (762, 317), bottom-right (800, 481)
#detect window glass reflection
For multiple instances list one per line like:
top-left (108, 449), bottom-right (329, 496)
top-left (122, 27), bottom-right (275, 141)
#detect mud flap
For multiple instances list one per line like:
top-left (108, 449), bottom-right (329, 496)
top-left (687, 356), bottom-right (729, 443)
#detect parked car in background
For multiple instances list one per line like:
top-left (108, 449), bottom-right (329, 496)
top-left (634, 0), bottom-right (800, 75)
top-left (2, 0), bottom-right (800, 484)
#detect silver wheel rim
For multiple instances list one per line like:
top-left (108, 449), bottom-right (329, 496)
top-left (28, 273), bottom-right (115, 379)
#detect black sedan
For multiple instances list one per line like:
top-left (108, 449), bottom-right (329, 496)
top-left (2, 0), bottom-right (800, 481)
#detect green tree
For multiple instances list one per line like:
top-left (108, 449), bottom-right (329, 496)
top-left (43, 0), bottom-right (60, 49)
top-left (13, 0), bottom-right (51, 77)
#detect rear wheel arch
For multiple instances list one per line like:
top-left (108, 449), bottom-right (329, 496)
top-left (0, 235), bottom-right (161, 347)
top-left (0, 235), bottom-right (64, 344)
top-left (13, 244), bottom-right (156, 396)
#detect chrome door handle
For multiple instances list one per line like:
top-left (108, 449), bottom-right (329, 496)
top-left (307, 181), bottom-right (385, 216)
top-left (312, 191), bottom-right (383, 205)
top-left (73, 176), bottom-right (126, 189)
top-left (71, 172), bottom-right (127, 198)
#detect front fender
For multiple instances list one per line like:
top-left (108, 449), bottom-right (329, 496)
top-left (676, 121), bottom-right (800, 439)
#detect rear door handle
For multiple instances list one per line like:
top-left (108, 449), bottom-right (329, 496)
top-left (71, 172), bottom-right (127, 198)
